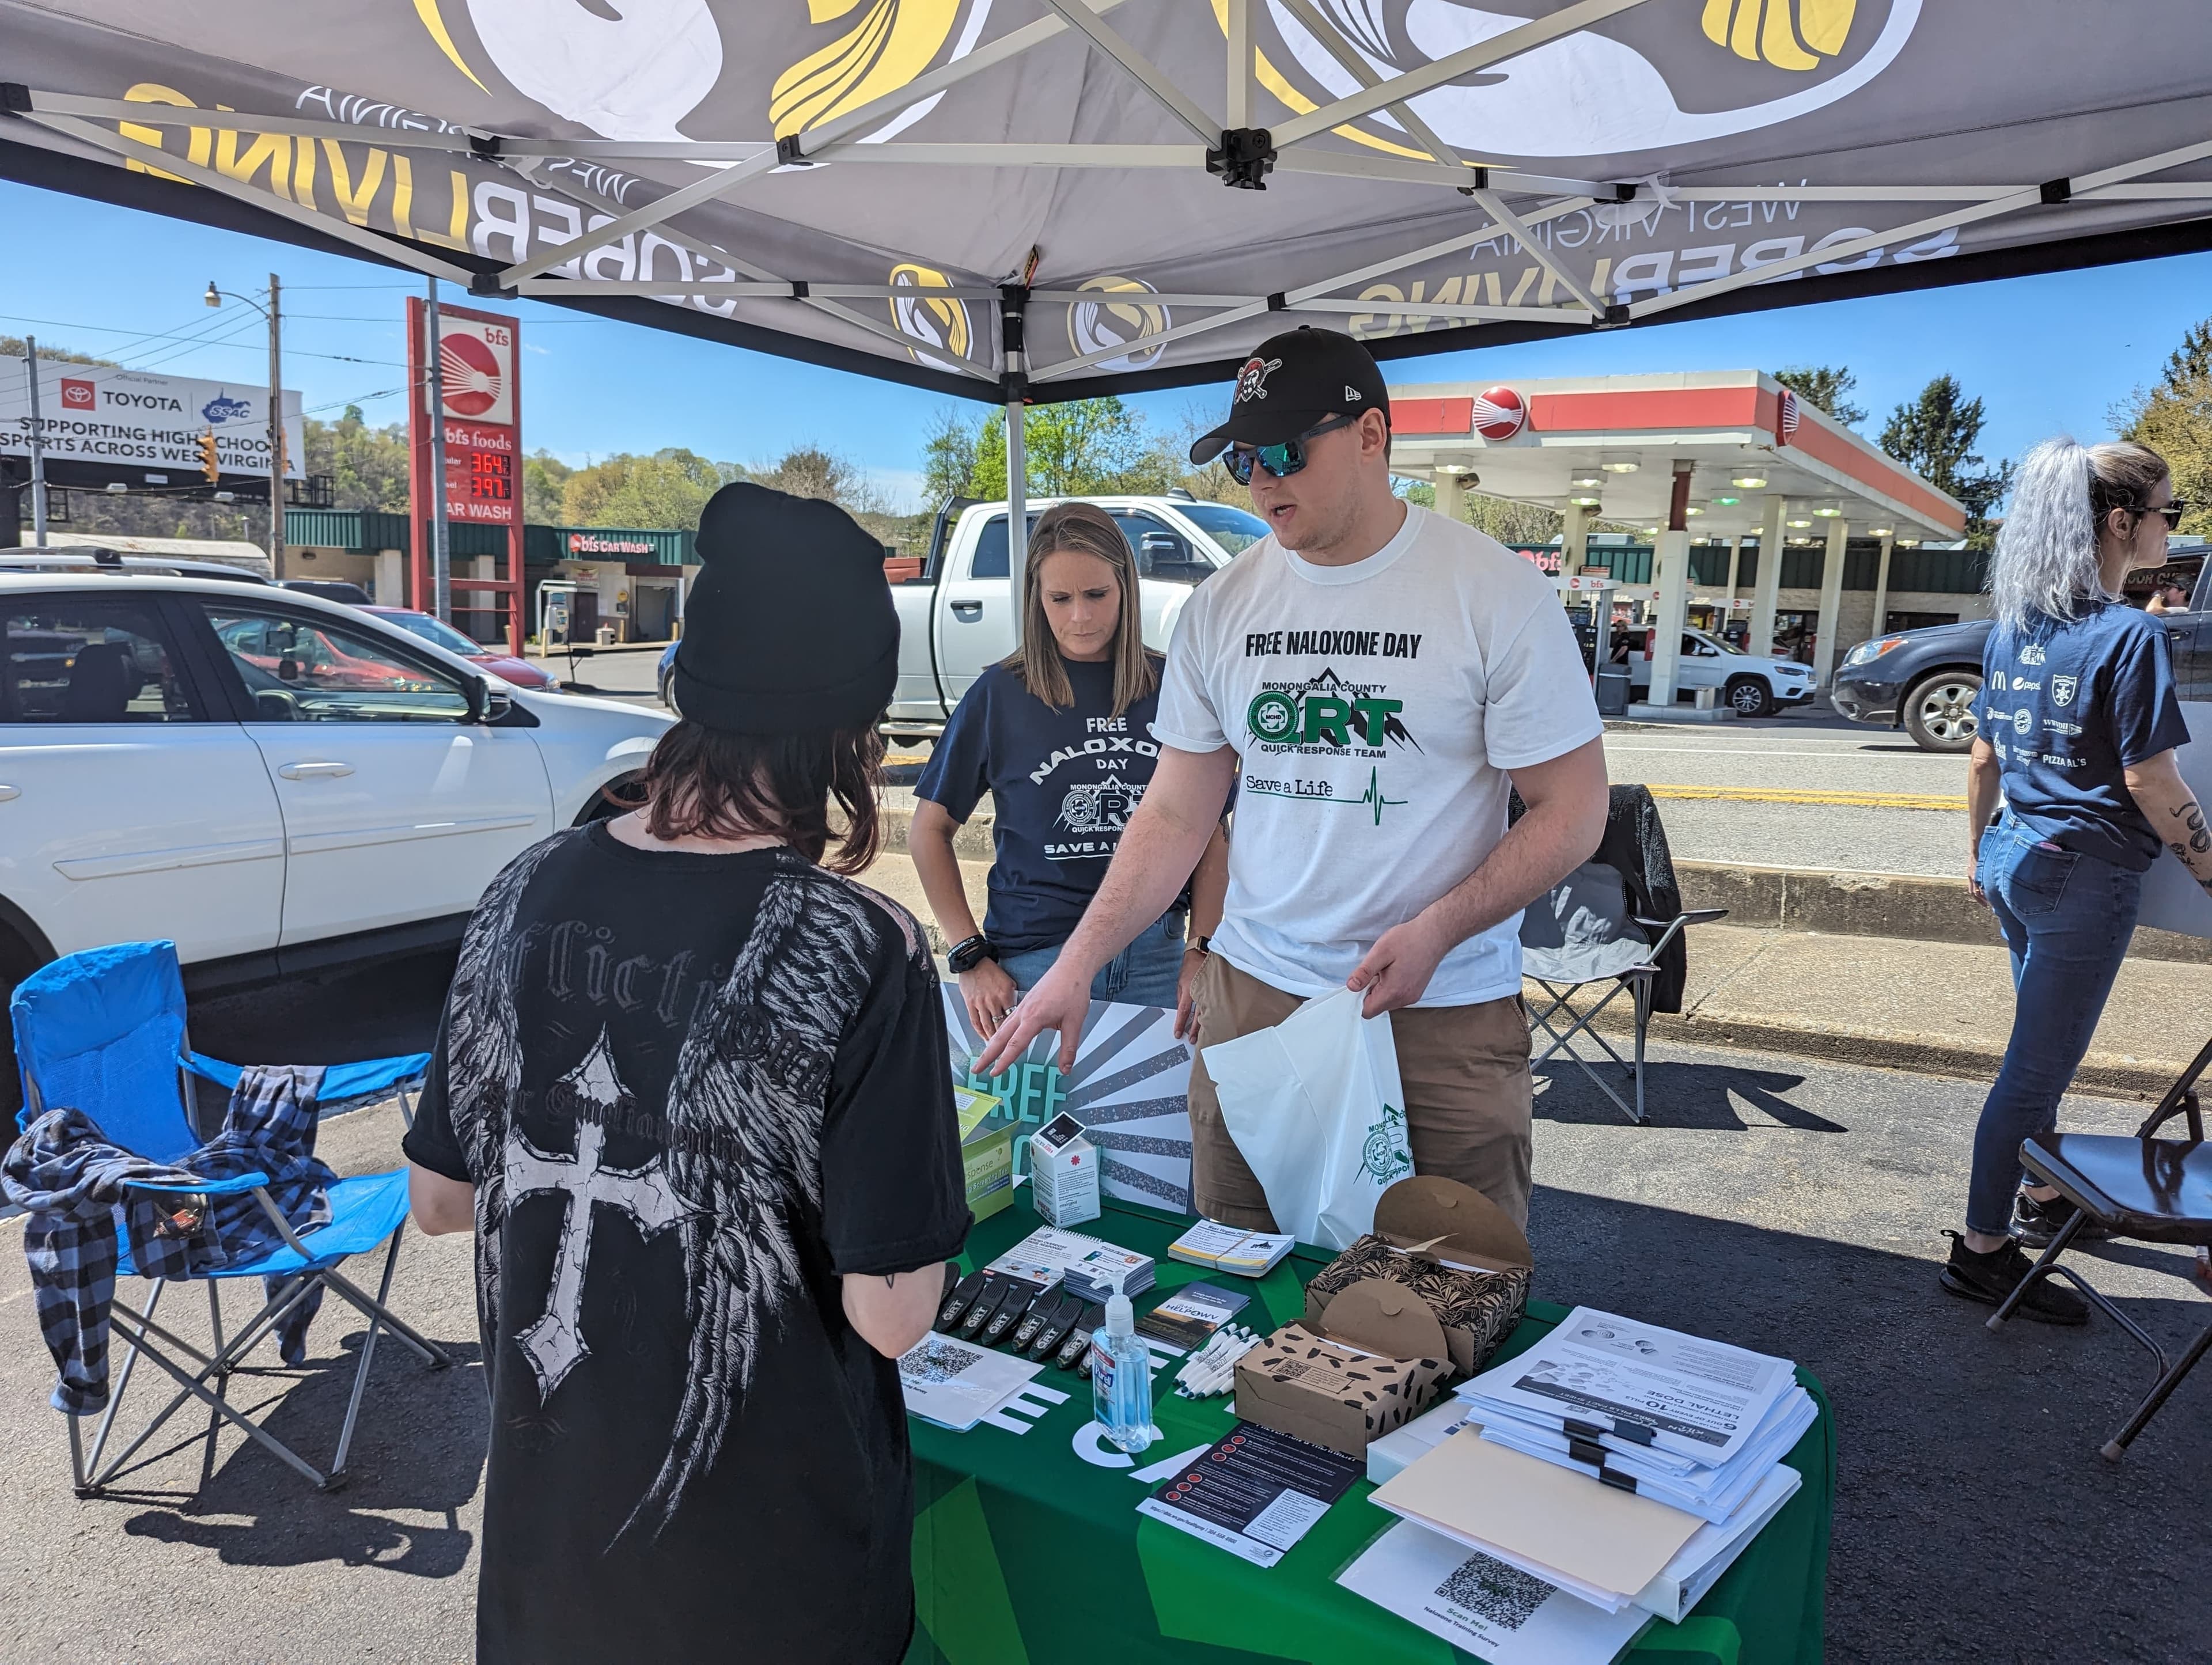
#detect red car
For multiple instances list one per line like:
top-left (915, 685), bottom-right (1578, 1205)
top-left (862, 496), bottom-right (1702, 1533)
top-left (364, 606), bottom-right (561, 691)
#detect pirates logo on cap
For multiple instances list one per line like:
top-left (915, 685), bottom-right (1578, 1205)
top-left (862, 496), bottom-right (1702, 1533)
top-left (1471, 385), bottom-right (1527, 441)
top-left (1236, 355), bottom-right (1283, 404)
top-left (1068, 275), bottom-right (1171, 370)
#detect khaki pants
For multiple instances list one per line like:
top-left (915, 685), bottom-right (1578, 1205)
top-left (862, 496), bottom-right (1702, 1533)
top-left (1184, 954), bottom-right (1533, 1231)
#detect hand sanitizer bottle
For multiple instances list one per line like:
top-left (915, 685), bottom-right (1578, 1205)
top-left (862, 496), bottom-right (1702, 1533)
top-left (1090, 1288), bottom-right (1157, 1454)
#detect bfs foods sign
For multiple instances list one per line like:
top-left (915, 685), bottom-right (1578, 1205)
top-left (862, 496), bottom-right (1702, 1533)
top-left (408, 299), bottom-right (520, 525)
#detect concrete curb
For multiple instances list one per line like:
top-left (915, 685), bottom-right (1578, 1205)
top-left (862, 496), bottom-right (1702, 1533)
top-left (1616, 1008), bottom-right (2177, 1101)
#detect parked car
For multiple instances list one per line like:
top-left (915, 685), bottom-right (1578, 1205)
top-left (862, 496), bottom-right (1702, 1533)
top-left (1831, 619), bottom-right (1994, 752)
top-left (278, 578), bottom-right (372, 605)
top-left (366, 604), bottom-right (562, 691)
top-left (0, 549), bottom-right (271, 584)
top-left (0, 571), bottom-right (669, 1106)
top-left (657, 494), bottom-right (1267, 725)
top-left (1622, 625), bottom-right (1816, 716)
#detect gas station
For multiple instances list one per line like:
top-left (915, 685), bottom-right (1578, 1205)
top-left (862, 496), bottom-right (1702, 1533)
top-left (1387, 371), bottom-right (1968, 706)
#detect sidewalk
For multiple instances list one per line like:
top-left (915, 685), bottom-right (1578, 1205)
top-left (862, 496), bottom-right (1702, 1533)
top-left (856, 806), bottom-right (2209, 1101)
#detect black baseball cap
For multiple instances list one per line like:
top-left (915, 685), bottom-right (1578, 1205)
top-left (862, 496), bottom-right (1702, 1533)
top-left (1188, 326), bottom-right (1390, 464)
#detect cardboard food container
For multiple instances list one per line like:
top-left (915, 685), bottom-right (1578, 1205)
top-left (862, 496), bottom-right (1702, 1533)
top-left (955, 1086), bottom-right (1016, 1222)
top-left (1301, 1175), bottom-right (1533, 1376)
top-left (1233, 1277), bottom-right (1455, 1457)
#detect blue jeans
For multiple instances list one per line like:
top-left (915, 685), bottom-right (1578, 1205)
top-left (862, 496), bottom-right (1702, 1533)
top-left (998, 909), bottom-right (1188, 1009)
top-left (1965, 821), bottom-right (2143, 1235)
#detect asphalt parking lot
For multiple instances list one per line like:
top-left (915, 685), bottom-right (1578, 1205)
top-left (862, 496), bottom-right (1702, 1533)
top-left (4, 951), bottom-right (2206, 1664)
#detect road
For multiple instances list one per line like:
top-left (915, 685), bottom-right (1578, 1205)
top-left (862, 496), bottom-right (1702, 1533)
top-left (5, 953), bottom-right (2205, 1664)
top-left (1605, 707), bottom-right (1969, 877)
top-left (521, 654), bottom-right (1964, 875)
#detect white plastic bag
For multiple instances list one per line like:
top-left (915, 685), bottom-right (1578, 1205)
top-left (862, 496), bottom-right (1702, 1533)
top-left (1200, 986), bottom-right (1414, 1250)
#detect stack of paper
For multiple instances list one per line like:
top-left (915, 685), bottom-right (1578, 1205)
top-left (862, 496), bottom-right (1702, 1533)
top-left (1454, 1307), bottom-right (1810, 1526)
top-left (1167, 1219), bottom-right (1297, 1278)
top-left (896, 1331), bottom-right (1043, 1431)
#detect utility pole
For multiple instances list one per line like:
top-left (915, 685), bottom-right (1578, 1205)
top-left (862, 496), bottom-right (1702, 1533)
top-left (22, 335), bottom-right (48, 547)
top-left (426, 277), bottom-right (452, 623)
top-left (266, 272), bottom-right (286, 578)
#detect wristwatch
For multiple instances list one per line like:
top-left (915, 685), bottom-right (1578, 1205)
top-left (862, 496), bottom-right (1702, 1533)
top-left (1189, 935), bottom-right (1212, 956)
top-left (946, 934), bottom-right (999, 974)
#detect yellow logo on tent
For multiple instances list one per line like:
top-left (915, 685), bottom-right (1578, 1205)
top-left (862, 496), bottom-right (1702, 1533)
top-left (1701, 0), bottom-right (1856, 69)
top-left (1066, 276), bottom-right (1170, 371)
top-left (888, 262), bottom-right (972, 361)
top-left (1212, 0), bottom-right (1915, 163)
top-left (772, 0), bottom-right (970, 137)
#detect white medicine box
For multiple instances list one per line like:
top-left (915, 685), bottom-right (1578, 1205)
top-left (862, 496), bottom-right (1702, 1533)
top-left (1028, 1112), bottom-right (1100, 1227)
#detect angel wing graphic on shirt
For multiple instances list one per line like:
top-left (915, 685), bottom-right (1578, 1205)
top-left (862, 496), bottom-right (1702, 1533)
top-left (617, 859), bottom-right (906, 1543)
top-left (445, 830), bottom-right (569, 1354)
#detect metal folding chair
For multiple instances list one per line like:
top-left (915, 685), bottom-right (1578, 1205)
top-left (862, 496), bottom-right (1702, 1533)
top-left (1520, 860), bottom-right (1725, 1125)
top-left (1988, 1036), bottom-right (2212, 1461)
top-left (11, 940), bottom-right (452, 1495)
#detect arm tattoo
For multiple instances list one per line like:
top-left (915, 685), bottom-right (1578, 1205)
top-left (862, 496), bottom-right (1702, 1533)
top-left (2169, 799), bottom-right (2212, 855)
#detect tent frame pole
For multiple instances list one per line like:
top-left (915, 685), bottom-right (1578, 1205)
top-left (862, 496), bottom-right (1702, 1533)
top-left (1002, 286), bottom-right (1029, 651)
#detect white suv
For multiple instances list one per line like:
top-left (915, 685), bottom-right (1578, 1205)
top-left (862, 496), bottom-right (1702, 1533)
top-left (1624, 626), bottom-right (1816, 716)
top-left (0, 572), bottom-right (670, 1083)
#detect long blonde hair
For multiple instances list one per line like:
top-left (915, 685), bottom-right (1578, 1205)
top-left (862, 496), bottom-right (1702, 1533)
top-left (1001, 500), bottom-right (1160, 717)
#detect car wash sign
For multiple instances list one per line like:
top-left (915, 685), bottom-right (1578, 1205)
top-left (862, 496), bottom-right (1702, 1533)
top-left (942, 989), bottom-right (1192, 1212)
top-left (1, 356), bottom-right (303, 476)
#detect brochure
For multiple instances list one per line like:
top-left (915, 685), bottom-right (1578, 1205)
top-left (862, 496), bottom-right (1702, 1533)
top-left (1457, 1307), bottom-right (1794, 1466)
top-left (896, 1331), bottom-right (1043, 1432)
top-left (1135, 1422), bottom-right (1366, 1568)
top-left (1338, 1519), bottom-right (1654, 1664)
top-left (1135, 1281), bottom-right (1251, 1353)
top-left (1167, 1220), bottom-right (1298, 1277)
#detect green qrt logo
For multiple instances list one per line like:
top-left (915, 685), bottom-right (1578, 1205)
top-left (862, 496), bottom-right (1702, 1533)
top-left (1247, 688), bottom-right (1403, 748)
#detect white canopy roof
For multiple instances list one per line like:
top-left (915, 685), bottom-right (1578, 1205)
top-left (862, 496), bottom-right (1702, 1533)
top-left (3, 2), bottom-right (2209, 403)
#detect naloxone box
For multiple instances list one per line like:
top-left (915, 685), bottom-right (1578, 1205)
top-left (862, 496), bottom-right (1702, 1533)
top-left (1028, 1110), bottom-right (1100, 1227)
top-left (955, 1086), bottom-right (1016, 1223)
top-left (1300, 1175), bottom-right (1533, 1376)
top-left (1233, 1278), bottom-right (1454, 1457)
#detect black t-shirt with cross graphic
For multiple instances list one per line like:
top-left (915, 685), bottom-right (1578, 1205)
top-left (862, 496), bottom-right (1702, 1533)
top-left (404, 823), bottom-right (969, 1665)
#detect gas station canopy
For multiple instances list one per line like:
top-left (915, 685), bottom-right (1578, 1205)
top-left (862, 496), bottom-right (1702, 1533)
top-left (1388, 371), bottom-right (1966, 545)
top-left (1, 2), bottom-right (2210, 404)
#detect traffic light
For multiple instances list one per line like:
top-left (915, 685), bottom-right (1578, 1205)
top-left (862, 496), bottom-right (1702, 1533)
top-left (195, 431), bottom-right (220, 483)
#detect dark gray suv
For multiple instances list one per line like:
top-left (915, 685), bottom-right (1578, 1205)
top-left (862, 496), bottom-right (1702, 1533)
top-left (1831, 617), bottom-right (1994, 752)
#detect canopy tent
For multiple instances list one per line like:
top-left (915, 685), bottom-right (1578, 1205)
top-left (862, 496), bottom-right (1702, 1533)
top-left (4, 1), bottom-right (2211, 405)
top-left (4, 2), bottom-right (2209, 638)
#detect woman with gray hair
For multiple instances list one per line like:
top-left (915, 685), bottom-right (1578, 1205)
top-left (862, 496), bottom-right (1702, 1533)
top-left (1945, 438), bottom-right (2207, 1319)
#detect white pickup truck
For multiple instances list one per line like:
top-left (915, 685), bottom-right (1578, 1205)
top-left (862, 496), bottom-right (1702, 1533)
top-left (884, 493), bottom-right (1267, 737)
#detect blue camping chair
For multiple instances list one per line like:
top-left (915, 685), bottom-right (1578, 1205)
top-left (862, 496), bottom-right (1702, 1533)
top-left (11, 941), bottom-right (452, 1495)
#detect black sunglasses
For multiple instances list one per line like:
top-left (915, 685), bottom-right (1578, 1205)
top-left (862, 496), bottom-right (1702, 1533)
top-left (1224, 414), bottom-right (1359, 486)
top-left (2134, 499), bottom-right (2190, 529)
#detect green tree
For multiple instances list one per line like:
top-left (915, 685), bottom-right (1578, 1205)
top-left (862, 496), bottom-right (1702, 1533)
top-left (1881, 374), bottom-right (2013, 547)
top-left (524, 450), bottom-right (574, 524)
top-left (1, 336), bottom-right (113, 367)
top-left (961, 397), bottom-right (1180, 499)
top-left (2119, 317), bottom-right (2212, 538)
top-left (560, 447), bottom-right (740, 528)
top-left (304, 405), bottom-right (411, 513)
top-left (921, 407), bottom-right (980, 508)
top-left (1773, 363), bottom-right (1866, 428)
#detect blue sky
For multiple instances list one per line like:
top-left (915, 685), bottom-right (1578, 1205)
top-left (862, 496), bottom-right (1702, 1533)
top-left (5, 178), bottom-right (2207, 513)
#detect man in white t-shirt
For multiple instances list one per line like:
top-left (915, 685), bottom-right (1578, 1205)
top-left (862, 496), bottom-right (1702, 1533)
top-left (978, 327), bottom-right (1608, 1228)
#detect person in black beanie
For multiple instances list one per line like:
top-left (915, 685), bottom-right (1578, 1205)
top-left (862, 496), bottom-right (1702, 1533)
top-left (403, 481), bottom-right (969, 1665)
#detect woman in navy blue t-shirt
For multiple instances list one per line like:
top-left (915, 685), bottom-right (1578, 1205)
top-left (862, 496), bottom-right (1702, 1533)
top-left (911, 502), bottom-right (1228, 1039)
top-left (1945, 437), bottom-right (2210, 1319)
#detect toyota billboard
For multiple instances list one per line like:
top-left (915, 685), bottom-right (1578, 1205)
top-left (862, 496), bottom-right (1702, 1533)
top-left (1, 357), bottom-right (304, 479)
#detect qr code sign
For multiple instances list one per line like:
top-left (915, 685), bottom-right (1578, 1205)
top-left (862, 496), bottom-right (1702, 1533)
top-left (900, 1336), bottom-right (984, 1385)
top-left (1435, 1549), bottom-right (1551, 1630)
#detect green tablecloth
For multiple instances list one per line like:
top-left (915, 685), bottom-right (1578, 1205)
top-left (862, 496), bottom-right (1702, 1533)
top-left (906, 1199), bottom-right (1832, 1665)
